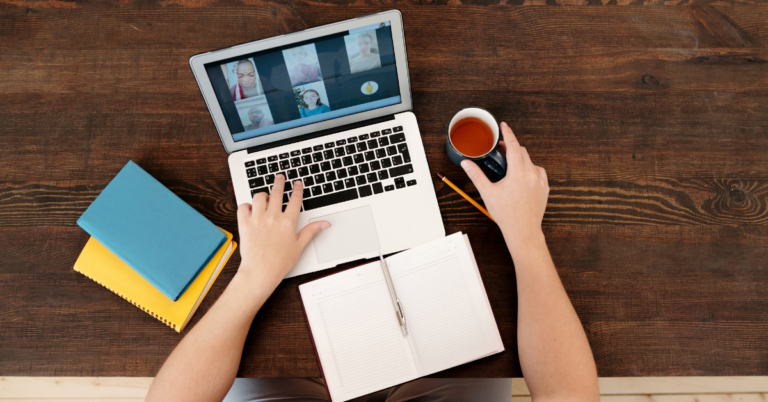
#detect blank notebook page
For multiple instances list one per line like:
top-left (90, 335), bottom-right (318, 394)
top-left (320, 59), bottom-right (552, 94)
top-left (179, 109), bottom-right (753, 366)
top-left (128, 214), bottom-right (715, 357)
top-left (386, 232), bottom-right (504, 376)
top-left (300, 263), bottom-right (419, 402)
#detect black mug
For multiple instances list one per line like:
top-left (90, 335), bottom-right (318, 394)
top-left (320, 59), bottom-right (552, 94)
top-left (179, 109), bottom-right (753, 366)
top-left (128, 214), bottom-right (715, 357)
top-left (446, 107), bottom-right (507, 182)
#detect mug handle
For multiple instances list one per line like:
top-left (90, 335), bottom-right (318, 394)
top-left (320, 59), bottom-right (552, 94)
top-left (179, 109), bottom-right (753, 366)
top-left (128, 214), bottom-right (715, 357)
top-left (482, 148), bottom-right (507, 177)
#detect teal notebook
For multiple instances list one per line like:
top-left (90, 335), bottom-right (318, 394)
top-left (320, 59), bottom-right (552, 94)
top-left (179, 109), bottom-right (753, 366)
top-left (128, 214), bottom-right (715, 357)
top-left (77, 161), bottom-right (227, 301)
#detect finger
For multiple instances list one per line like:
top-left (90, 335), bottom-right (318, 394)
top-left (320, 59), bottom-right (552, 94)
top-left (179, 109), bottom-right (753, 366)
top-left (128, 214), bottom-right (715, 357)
top-left (460, 159), bottom-right (492, 194)
top-left (500, 122), bottom-right (519, 146)
top-left (251, 191), bottom-right (268, 214)
top-left (286, 180), bottom-right (304, 216)
top-left (538, 166), bottom-right (549, 184)
top-left (269, 174), bottom-right (286, 212)
top-left (237, 202), bottom-right (252, 223)
top-left (500, 122), bottom-right (523, 168)
top-left (297, 220), bottom-right (331, 249)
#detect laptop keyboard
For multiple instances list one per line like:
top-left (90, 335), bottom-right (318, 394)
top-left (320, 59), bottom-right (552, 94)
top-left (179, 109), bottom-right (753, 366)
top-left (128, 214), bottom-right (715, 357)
top-left (243, 125), bottom-right (417, 211)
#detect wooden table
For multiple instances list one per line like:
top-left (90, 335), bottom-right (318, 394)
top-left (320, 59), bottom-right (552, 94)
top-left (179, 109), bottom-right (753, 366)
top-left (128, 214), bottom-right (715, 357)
top-left (1, 0), bottom-right (767, 378)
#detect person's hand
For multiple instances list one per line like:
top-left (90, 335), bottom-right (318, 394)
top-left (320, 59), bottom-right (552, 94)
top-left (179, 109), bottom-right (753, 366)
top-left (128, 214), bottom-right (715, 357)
top-left (461, 122), bottom-right (549, 251)
top-left (235, 174), bottom-right (330, 289)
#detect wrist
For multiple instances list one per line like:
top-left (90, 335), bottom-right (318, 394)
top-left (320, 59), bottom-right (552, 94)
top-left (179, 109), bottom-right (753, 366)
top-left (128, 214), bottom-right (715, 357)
top-left (228, 265), bottom-right (281, 308)
top-left (501, 227), bottom-right (547, 260)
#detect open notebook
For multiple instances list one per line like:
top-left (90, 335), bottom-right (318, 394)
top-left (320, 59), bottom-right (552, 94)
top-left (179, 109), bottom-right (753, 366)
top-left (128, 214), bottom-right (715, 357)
top-left (299, 232), bottom-right (504, 402)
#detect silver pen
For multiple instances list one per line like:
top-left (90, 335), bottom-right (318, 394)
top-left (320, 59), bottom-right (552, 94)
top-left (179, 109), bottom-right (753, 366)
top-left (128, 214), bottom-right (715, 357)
top-left (379, 251), bottom-right (408, 336)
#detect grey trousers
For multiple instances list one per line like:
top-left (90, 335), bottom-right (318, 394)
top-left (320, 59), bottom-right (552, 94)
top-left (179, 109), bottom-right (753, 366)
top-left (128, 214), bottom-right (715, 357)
top-left (223, 378), bottom-right (512, 402)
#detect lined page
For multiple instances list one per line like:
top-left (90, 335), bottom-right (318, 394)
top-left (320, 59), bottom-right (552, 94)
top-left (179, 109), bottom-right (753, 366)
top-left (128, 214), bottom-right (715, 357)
top-left (386, 232), bottom-right (504, 376)
top-left (300, 263), bottom-right (418, 402)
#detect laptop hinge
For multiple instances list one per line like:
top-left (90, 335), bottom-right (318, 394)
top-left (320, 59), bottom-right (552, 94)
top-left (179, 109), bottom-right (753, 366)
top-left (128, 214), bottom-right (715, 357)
top-left (247, 114), bottom-right (396, 154)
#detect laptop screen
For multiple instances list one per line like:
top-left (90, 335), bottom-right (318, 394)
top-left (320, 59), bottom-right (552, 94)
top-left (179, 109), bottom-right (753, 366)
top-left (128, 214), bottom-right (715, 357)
top-left (203, 22), bottom-right (401, 142)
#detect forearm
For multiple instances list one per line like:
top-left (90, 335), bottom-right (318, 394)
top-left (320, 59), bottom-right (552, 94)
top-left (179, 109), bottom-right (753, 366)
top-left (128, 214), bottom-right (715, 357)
top-left (146, 268), bottom-right (277, 402)
top-left (506, 230), bottom-right (599, 402)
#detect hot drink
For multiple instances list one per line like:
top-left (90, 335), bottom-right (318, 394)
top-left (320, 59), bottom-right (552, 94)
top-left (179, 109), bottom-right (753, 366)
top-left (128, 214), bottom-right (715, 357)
top-left (449, 117), bottom-right (494, 157)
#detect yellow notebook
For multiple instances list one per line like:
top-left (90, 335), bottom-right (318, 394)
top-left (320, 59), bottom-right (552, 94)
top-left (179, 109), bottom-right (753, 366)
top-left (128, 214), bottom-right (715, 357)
top-left (74, 228), bottom-right (236, 333)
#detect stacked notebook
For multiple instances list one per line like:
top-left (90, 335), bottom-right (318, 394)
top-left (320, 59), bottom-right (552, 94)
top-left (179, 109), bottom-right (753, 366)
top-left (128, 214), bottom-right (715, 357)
top-left (74, 161), bottom-right (236, 332)
top-left (299, 232), bottom-right (504, 402)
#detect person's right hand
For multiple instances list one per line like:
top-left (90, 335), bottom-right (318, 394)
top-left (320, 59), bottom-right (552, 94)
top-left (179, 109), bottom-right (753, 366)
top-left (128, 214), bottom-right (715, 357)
top-left (460, 122), bottom-right (549, 251)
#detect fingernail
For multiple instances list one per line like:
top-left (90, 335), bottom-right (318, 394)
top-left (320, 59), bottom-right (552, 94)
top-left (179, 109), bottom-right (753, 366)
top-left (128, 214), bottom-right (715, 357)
top-left (460, 160), bottom-right (471, 171)
top-left (321, 223), bottom-right (331, 231)
top-left (294, 180), bottom-right (302, 187)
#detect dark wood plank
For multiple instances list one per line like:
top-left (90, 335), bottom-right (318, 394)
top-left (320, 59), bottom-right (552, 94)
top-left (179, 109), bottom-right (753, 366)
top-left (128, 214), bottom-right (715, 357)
top-left (2, 0), bottom-right (768, 378)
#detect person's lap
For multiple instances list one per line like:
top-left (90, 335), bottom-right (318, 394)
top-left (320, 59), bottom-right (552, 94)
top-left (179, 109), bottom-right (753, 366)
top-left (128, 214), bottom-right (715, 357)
top-left (223, 377), bottom-right (512, 402)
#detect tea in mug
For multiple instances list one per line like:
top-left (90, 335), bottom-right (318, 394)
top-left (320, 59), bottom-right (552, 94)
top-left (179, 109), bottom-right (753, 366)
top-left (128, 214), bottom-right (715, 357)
top-left (450, 117), bottom-right (495, 157)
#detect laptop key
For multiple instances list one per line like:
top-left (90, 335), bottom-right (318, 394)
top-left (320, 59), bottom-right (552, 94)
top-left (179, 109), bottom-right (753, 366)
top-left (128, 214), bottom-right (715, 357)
top-left (395, 177), bottom-right (406, 189)
top-left (367, 140), bottom-right (378, 149)
top-left (353, 154), bottom-right (364, 164)
top-left (322, 183), bottom-right (334, 193)
top-left (280, 160), bottom-right (290, 170)
top-left (344, 178), bottom-right (355, 188)
top-left (402, 150), bottom-right (411, 163)
top-left (336, 168), bottom-right (348, 179)
top-left (282, 193), bottom-right (289, 203)
top-left (345, 145), bottom-right (356, 154)
top-left (385, 185), bottom-right (395, 192)
top-left (291, 150), bottom-right (301, 157)
top-left (386, 146), bottom-right (397, 156)
top-left (303, 176), bottom-right (314, 186)
top-left (358, 185), bottom-right (373, 197)
top-left (303, 188), bottom-right (311, 198)
top-left (370, 131), bottom-right (381, 138)
top-left (326, 171), bottom-right (337, 181)
top-left (298, 167), bottom-right (309, 176)
top-left (331, 159), bottom-right (342, 169)
top-left (356, 142), bottom-right (367, 152)
top-left (390, 133), bottom-right (406, 143)
top-left (312, 152), bottom-right (323, 162)
top-left (390, 164), bottom-right (413, 177)
top-left (269, 162), bottom-right (279, 172)
top-left (364, 151), bottom-right (375, 161)
top-left (359, 133), bottom-right (369, 140)
top-left (370, 160), bottom-right (381, 171)
top-left (249, 177), bottom-right (264, 188)
top-left (257, 165), bottom-right (268, 175)
top-left (302, 147), bottom-right (312, 154)
top-left (256, 158), bottom-right (267, 165)
top-left (379, 137), bottom-right (390, 147)
top-left (372, 182), bottom-right (384, 194)
top-left (333, 180), bottom-right (344, 191)
top-left (284, 181), bottom-right (292, 191)
top-left (303, 188), bottom-right (359, 211)
top-left (247, 168), bottom-right (257, 178)
top-left (347, 136), bottom-right (358, 143)
top-left (309, 164), bottom-right (320, 174)
top-left (302, 155), bottom-right (312, 164)
top-left (287, 169), bottom-right (298, 180)
top-left (375, 149), bottom-right (386, 159)
top-left (348, 166), bottom-right (359, 176)
top-left (323, 150), bottom-right (334, 159)
top-left (314, 174), bottom-right (326, 184)
top-left (279, 153), bottom-right (289, 159)
top-left (266, 174), bottom-right (276, 185)
top-left (382, 128), bottom-right (393, 135)
top-left (268, 155), bottom-right (278, 162)
top-left (325, 142), bottom-right (335, 149)
top-left (407, 179), bottom-right (417, 187)
top-left (392, 155), bottom-right (404, 166)
top-left (312, 186), bottom-right (322, 196)
top-left (393, 126), bottom-right (403, 132)
top-left (336, 139), bottom-right (347, 146)
top-left (251, 187), bottom-right (269, 197)
top-left (313, 145), bottom-right (324, 151)
top-left (377, 170), bottom-right (389, 180)
top-left (366, 173), bottom-right (378, 183)
top-left (342, 156), bottom-right (353, 166)
top-left (290, 157), bottom-right (301, 167)
top-left (397, 143), bottom-right (408, 153)
top-left (359, 163), bottom-right (370, 174)
top-left (245, 161), bottom-right (255, 168)
top-left (356, 175), bottom-right (367, 186)
top-left (381, 158), bottom-right (392, 168)
top-left (335, 147), bottom-right (345, 157)
top-left (320, 162), bottom-right (331, 172)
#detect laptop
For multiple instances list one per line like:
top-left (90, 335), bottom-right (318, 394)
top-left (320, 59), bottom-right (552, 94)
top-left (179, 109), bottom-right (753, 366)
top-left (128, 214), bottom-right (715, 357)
top-left (189, 10), bottom-right (445, 278)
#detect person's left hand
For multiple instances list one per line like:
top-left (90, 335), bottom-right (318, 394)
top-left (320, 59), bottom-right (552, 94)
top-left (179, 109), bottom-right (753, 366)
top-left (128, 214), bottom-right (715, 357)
top-left (236, 174), bottom-right (330, 289)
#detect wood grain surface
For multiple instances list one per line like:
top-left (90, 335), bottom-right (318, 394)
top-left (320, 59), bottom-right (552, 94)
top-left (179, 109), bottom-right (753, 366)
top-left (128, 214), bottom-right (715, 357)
top-left (1, 0), bottom-right (767, 378)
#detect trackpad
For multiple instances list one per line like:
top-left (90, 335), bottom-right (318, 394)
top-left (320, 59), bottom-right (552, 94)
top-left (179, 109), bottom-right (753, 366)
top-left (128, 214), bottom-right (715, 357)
top-left (310, 206), bottom-right (380, 264)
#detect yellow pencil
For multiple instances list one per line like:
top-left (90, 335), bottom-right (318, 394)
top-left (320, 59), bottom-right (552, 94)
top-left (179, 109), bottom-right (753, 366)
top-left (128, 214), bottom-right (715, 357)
top-left (437, 172), bottom-right (494, 222)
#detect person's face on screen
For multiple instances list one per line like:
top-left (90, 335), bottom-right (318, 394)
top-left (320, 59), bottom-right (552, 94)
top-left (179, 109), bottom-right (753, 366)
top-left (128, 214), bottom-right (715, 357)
top-left (237, 62), bottom-right (257, 89)
top-left (292, 49), bottom-right (307, 65)
top-left (303, 91), bottom-right (319, 108)
top-left (248, 108), bottom-right (264, 123)
top-left (356, 36), bottom-right (372, 57)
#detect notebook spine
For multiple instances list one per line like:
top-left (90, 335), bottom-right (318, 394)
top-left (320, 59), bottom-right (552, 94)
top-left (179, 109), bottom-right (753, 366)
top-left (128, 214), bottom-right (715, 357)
top-left (74, 268), bottom-right (179, 332)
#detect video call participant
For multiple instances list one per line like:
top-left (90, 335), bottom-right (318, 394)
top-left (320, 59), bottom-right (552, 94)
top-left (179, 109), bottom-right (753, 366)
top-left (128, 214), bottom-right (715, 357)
top-left (287, 46), bottom-right (322, 86)
top-left (243, 107), bottom-right (274, 131)
top-left (299, 89), bottom-right (330, 118)
top-left (230, 59), bottom-right (262, 101)
top-left (349, 32), bottom-right (381, 74)
top-left (145, 123), bottom-right (600, 402)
